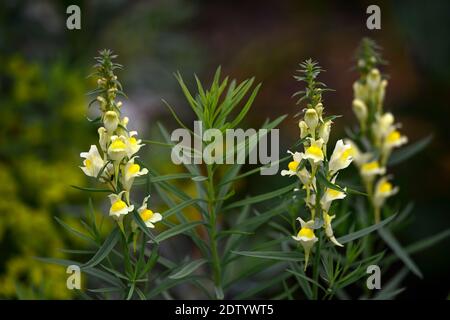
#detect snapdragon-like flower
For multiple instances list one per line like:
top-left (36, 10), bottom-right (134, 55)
top-left (292, 218), bottom-right (318, 271)
top-left (137, 196), bottom-right (162, 228)
top-left (122, 157), bottom-right (148, 191)
top-left (323, 214), bottom-right (343, 247)
top-left (80, 145), bottom-right (105, 178)
top-left (384, 129), bottom-right (408, 150)
top-left (108, 135), bottom-right (128, 162)
top-left (360, 161), bottom-right (386, 179)
top-left (373, 176), bottom-right (398, 208)
top-left (304, 138), bottom-right (324, 164)
top-left (108, 191), bottom-right (134, 218)
top-left (328, 139), bottom-right (353, 175)
top-left (320, 178), bottom-right (346, 213)
top-left (125, 131), bottom-right (144, 158)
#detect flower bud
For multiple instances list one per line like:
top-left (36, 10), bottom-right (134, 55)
top-left (305, 108), bottom-right (319, 131)
top-left (318, 120), bottom-right (332, 144)
top-left (367, 68), bottom-right (381, 90)
top-left (315, 103), bottom-right (324, 120)
top-left (299, 121), bottom-right (308, 139)
top-left (98, 127), bottom-right (109, 152)
top-left (352, 99), bottom-right (368, 123)
top-left (104, 111), bottom-right (119, 132)
top-left (378, 79), bottom-right (388, 105)
top-left (353, 81), bottom-right (368, 101)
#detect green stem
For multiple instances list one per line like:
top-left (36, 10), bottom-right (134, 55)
top-left (312, 232), bottom-right (322, 300)
top-left (206, 164), bottom-right (223, 299)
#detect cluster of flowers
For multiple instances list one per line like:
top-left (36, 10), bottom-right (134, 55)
top-left (281, 60), bottom-right (354, 269)
top-left (79, 50), bottom-right (162, 232)
top-left (347, 54), bottom-right (408, 222)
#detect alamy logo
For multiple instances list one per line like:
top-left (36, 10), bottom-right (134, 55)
top-left (170, 121), bottom-right (280, 175)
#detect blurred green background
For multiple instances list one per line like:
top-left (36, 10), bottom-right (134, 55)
top-left (0, 0), bottom-right (449, 299)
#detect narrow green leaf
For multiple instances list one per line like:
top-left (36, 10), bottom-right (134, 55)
top-left (286, 269), bottom-right (326, 292)
top-left (53, 216), bottom-right (96, 245)
top-left (336, 214), bottom-right (396, 244)
top-left (154, 221), bottom-right (204, 242)
top-left (82, 228), bottom-right (120, 269)
top-left (232, 250), bottom-right (303, 262)
top-left (224, 182), bottom-right (296, 210)
top-left (378, 228), bottom-right (423, 278)
top-left (71, 185), bottom-right (111, 193)
top-left (169, 259), bottom-right (208, 279)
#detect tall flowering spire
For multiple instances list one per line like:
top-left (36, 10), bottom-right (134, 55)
top-left (80, 50), bottom-right (161, 233)
top-left (347, 38), bottom-right (407, 222)
top-left (282, 59), bottom-right (353, 270)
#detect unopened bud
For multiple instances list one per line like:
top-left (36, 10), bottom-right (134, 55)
top-left (104, 111), bottom-right (119, 132)
top-left (318, 120), bottom-right (332, 144)
top-left (299, 120), bottom-right (308, 139)
top-left (367, 68), bottom-right (381, 90)
top-left (352, 99), bottom-right (368, 123)
top-left (305, 108), bottom-right (319, 131)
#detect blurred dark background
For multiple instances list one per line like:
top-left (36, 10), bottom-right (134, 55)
top-left (0, 0), bottom-right (449, 299)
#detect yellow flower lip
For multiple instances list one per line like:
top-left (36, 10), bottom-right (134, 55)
top-left (327, 188), bottom-right (342, 197)
top-left (140, 209), bottom-right (154, 222)
top-left (379, 181), bottom-right (392, 193)
top-left (362, 161), bottom-right (379, 171)
top-left (110, 139), bottom-right (126, 150)
top-left (306, 145), bottom-right (323, 158)
top-left (288, 161), bottom-right (299, 172)
top-left (387, 130), bottom-right (401, 143)
top-left (111, 200), bottom-right (127, 212)
top-left (128, 163), bottom-right (140, 175)
top-left (340, 147), bottom-right (353, 161)
top-left (298, 227), bottom-right (315, 239)
top-left (85, 159), bottom-right (92, 169)
top-left (129, 137), bottom-right (137, 145)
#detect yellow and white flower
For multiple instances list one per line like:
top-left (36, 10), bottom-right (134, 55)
top-left (292, 217), bottom-right (318, 270)
top-left (121, 157), bottom-right (148, 191)
top-left (136, 195), bottom-right (162, 228)
top-left (304, 138), bottom-right (324, 164)
top-left (343, 139), bottom-right (373, 166)
top-left (281, 151), bottom-right (303, 176)
top-left (320, 176), bottom-right (346, 212)
top-left (383, 129), bottom-right (408, 150)
top-left (372, 112), bottom-right (395, 141)
top-left (360, 160), bottom-right (386, 178)
top-left (108, 135), bottom-right (128, 161)
top-left (328, 139), bottom-right (353, 175)
top-left (126, 131), bottom-right (144, 158)
top-left (104, 110), bottom-right (119, 132)
top-left (108, 191), bottom-right (134, 218)
top-left (80, 145), bottom-right (105, 178)
top-left (373, 176), bottom-right (399, 208)
top-left (323, 213), bottom-right (343, 247)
